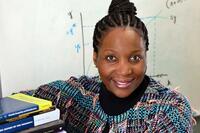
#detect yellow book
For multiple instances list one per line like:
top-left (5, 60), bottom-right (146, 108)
top-left (8, 93), bottom-right (52, 111)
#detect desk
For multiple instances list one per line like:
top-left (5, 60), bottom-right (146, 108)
top-left (18, 119), bottom-right (66, 133)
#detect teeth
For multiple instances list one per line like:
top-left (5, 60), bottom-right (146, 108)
top-left (116, 81), bottom-right (127, 85)
top-left (115, 81), bottom-right (131, 88)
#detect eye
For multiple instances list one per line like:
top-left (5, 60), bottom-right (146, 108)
top-left (105, 55), bottom-right (117, 62)
top-left (129, 55), bottom-right (142, 63)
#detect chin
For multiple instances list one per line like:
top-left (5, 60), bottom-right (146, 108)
top-left (115, 92), bottom-right (132, 98)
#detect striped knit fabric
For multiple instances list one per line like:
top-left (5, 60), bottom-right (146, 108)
top-left (34, 75), bottom-right (193, 133)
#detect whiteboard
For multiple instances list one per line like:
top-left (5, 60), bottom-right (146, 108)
top-left (0, 0), bottom-right (200, 113)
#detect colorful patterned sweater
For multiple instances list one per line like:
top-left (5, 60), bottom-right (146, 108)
top-left (33, 75), bottom-right (193, 133)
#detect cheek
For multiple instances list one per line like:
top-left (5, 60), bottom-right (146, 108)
top-left (97, 63), bottom-right (113, 78)
top-left (133, 62), bottom-right (147, 75)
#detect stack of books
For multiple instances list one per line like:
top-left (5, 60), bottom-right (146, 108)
top-left (0, 93), bottom-right (65, 133)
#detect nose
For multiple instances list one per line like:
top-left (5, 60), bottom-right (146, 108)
top-left (116, 60), bottom-right (133, 76)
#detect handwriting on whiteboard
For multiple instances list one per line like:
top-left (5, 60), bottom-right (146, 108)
top-left (166, 0), bottom-right (187, 9)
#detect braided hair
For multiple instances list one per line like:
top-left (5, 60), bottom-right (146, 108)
top-left (93, 0), bottom-right (149, 53)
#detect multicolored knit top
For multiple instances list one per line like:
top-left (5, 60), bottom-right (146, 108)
top-left (33, 75), bottom-right (193, 132)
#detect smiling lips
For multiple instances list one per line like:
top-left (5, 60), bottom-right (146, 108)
top-left (113, 79), bottom-right (133, 88)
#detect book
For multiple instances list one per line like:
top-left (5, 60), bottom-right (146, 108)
top-left (2, 106), bottom-right (56, 124)
top-left (18, 119), bottom-right (65, 133)
top-left (0, 108), bottom-right (60, 133)
top-left (8, 93), bottom-right (52, 111)
top-left (0, 93), bottom-right (52, 122)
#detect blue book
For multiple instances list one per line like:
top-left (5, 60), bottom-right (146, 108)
top-left (0, 117), bottom-right (33, 133)
top-left (0, 93), bottom-right (52, 122)
top-left (0, 108), bottom-right (60, 133)
top-left (0, 97), bottom-right (38, 122)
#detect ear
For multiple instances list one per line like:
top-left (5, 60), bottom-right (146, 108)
top-left (144, 52), bottom-right (147, 73)
top-left (93, 51), bottom-right (98, 67)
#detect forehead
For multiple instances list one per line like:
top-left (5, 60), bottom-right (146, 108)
top-left (100, 27), bottom-right (145, 50)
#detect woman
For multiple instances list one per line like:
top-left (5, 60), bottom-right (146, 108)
top-left (33, 0), bottom-right (194, 132)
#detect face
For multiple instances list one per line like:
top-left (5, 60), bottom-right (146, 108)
top-left (93, 27), bottom-right (147, 98)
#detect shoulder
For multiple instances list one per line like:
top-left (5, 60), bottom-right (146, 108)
top-left (144, 76), bottom-right (192, 112)
top-left (142, 76), bottom-right (193, 131)
top-left (34, 75), bottom-right (101, 100)
top-left (64, 75), bottom-right (101, 94)
top-left (37, 75), bottom-right (101, 92)
top-left (144, 77), bottom-right (190, 103)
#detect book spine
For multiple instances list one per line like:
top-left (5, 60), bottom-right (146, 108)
top-left (0, 106), bottom-right (39, 122)
top-left (0, 117), bottom-right (34, 133)
top-left (0, 108), bottom-right (60, 133)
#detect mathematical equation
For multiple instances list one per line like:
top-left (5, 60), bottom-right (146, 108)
top-left (170, 15), bottom-right (176, 24)
top-left (150, 74), bottom-right (172, 86)
top-left (166, 0), bottom-right (187, 9)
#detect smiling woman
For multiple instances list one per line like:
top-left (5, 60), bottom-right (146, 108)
top-left (30, 0), bottom-right (194, 132)
top-left (93, 27), bottom-right (146, 98)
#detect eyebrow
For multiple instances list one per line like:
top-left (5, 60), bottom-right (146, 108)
top-left (103, 48), bottom-right (145, 53)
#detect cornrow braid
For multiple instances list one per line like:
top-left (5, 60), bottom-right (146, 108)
top-left (93, 0), bottom-right (149, 53)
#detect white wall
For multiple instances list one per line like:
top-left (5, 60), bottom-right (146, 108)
top-left (0, 0), bottom-right (200, 112)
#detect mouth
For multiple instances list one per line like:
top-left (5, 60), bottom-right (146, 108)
top-left (113, 79), bottom-right (134, 88)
